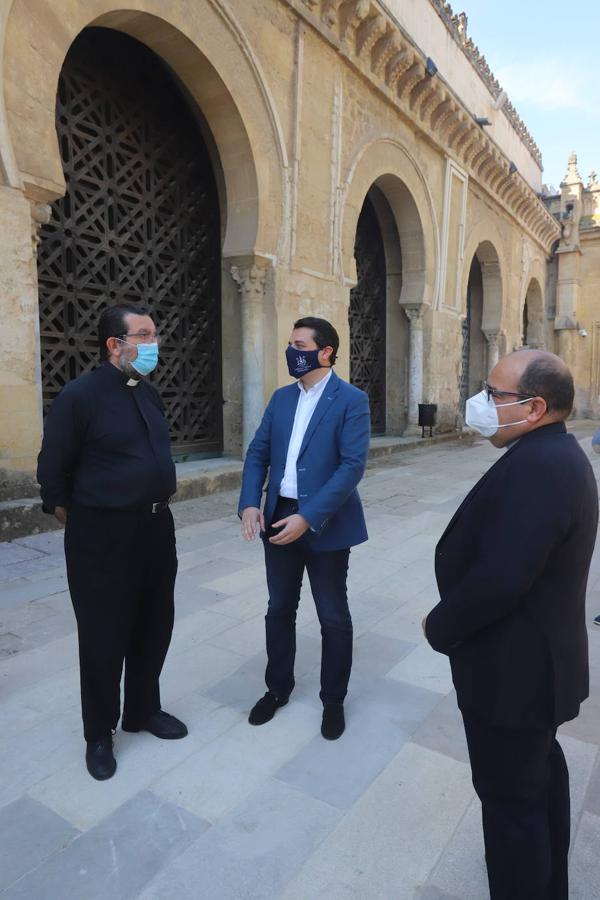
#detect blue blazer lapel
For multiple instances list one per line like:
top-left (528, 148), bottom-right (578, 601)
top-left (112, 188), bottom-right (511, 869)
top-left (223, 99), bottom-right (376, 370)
top-left (298, 371), bottom-right (340, 459)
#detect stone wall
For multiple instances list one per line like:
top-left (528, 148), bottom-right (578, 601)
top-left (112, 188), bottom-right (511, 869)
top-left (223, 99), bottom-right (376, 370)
top-left (0, 0), bottom-right (559, 489)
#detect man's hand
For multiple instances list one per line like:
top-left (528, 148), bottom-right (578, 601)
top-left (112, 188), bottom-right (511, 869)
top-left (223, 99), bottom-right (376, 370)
top-left (269, 513), bottom-right (310, 545)
top-left (54, 506), bottom-right (67, 525)
top-left (241, 506), bottom-right (265, 541)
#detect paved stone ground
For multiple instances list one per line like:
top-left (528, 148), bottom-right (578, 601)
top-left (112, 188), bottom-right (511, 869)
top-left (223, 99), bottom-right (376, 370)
top-left (1, 424), bottom-right (600, 899)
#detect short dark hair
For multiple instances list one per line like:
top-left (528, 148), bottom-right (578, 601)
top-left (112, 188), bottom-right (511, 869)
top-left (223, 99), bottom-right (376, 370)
top-left (293, 316), bottom-right (339, 364)
top-left (98, 303), bottom-right (152, 360)
top-left (518, 357), bottom-right (574, 418)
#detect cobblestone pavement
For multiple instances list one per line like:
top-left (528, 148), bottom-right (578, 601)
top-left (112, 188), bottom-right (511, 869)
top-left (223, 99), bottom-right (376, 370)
top-left (1, 424), bottom-right (600, 899)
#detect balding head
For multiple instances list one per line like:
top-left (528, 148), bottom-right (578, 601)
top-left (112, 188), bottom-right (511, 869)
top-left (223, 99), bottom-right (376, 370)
top-left (494, 350), bottom-right (573, 419)
top-left (482, 350), bottom-right (573, 448)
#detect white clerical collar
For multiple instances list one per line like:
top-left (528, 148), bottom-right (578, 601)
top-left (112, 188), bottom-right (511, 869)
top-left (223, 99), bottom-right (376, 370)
top-left (126, 378), bottom-right (140, 387)
top-left (298, 369), bottom-right (333, 395)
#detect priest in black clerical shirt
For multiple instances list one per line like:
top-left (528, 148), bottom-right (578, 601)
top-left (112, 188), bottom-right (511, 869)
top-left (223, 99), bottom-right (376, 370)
top-left (37, 303), bottom-right (187, 781)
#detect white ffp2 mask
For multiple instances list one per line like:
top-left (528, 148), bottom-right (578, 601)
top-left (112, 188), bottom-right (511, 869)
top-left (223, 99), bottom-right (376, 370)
top-left (465, 390), bottom-right (532, 438)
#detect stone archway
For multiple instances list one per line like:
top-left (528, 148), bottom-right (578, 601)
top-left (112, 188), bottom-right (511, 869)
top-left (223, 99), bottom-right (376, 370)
top-left (460, 256), bottom-right (484, 411)
top-left (341, 138), bottom-right (437, 427)
top-left (37, 27), bottom-right (224, 456)
top-left (522, 277), bottom-right (545, 349)
top-left (349, 193), bottom-right (388, 434)
top-left (460, 240), bottom-right (504, 410)
top-left (2, 1), bottom-right (289, 456)
top-left (349, 185), bottom-right (408, 434)
top-left (3, 2), bottom-right (286, 258)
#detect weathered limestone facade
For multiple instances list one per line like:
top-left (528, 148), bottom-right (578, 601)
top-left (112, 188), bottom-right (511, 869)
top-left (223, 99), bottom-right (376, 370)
top-left (544, 155), bottom-right (600, 416)
top-left (0, 0), bottom-right (560, 489)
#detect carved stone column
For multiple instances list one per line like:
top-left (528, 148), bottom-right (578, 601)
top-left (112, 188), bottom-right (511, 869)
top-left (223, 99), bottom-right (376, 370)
top-left (404, 306), bottom-right (425, 427)
top-left (484, 330), bottom-right (500, 374)
top-left (231, 264), bottom-right (268, 453)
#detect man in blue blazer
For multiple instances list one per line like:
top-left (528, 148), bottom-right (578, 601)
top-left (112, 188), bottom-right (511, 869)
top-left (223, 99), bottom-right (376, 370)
top-left (239, 317), bottom-right (370, 739)
top-left (424, 350), bottom-right (598, 900)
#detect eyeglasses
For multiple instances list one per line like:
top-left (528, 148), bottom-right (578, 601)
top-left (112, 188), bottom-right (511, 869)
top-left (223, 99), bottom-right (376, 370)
top-left (119, 331), bottom-right (162, 345)
top-left (482, 382), bottom-right (533, 401)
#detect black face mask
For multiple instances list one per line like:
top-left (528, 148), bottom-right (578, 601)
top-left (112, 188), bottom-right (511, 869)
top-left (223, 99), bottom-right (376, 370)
top-left (285, 345), bottom-right (323, 378)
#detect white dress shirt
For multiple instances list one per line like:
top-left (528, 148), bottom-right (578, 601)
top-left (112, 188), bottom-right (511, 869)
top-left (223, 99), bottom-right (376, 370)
top-left (279, 370), bottom-right (333, 499)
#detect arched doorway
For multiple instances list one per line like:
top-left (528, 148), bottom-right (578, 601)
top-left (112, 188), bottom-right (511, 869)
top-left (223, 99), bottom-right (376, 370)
top-left (459, 239), bottom-right (503, 414)
top-left (460, 256), bottom-right (485, 411)
top-left (522, 278), bottom-right (545, 348)
top-left (37, 27), bottom-right (222, 456)
top-left (340, 140), bottom-right (435, 431)
top-left (349, 194), bottom-right (387, 433)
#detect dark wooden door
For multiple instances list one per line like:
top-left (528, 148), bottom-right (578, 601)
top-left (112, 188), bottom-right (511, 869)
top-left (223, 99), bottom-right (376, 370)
top-left (349, 196), bottom-right (387, 433)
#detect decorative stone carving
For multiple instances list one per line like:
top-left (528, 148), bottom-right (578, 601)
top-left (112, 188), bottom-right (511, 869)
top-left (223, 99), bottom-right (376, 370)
top-left (371, 32), bottom-right (399, 78)
top-left (564, 151), bottom-right (582, 185)
top-left (430, 97), bottom-right (453, 130)
top-left (355, 13), bottom-right (386, 58)
top-left (281, 0), bottom-right (560, 251)
top-left (396, 62), bottom-right (425, 101)
top-left (30, 201), bottom-right (52, 257)
top-left (322, 0), bottom-right (344, 27)
top-left (339, 0), bottom-right (371, 43)
top-left (484, 330), bottom-right (500, 372)
top-left (427, 0), bottom-right (542, 167)
top-left (385, 49), bottom-right (413, 88)
top-left (559, 152), bottom-right (583, 252)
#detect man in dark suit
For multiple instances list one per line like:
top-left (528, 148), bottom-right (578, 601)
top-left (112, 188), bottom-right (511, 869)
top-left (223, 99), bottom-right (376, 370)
top-left (424, 350), bottom-right (598, 900)
top-left (37, 304), bottom-right (187, 781)
top-left (239, 317), bottom-right (370, 740)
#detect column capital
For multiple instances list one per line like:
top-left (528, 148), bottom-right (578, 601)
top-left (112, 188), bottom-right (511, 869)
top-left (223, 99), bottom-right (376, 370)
top-left (403, 305), bottom-right (425, 326)
top-left (230, 264), bottom-right (268, 302)
top-left (30, 200), bottom-right (52, 257)
top-left (483, 329), bottom-right (500, 344)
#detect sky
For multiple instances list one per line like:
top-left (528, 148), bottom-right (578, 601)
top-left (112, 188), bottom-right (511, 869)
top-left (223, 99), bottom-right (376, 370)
top-left (462, 0), bottom-right (598, 191)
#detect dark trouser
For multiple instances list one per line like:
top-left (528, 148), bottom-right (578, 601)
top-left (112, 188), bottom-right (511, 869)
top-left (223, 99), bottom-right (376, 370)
top-left (262, 497), bottom-right (352, 706)
top-left (64, 504), bottom-right (178, 742)
top-left (462, 711), bottom-right (570, 900)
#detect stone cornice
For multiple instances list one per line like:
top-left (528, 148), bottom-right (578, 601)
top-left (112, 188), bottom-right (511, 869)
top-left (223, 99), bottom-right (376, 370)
top-left (426, 2), bottom-right (542, 169)
top-left (282, 0), bottom-right (559, 253)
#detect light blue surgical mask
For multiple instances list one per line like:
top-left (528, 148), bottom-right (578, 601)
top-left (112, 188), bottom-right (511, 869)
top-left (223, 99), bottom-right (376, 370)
top-left (116, 339), bottom-right (159, 376)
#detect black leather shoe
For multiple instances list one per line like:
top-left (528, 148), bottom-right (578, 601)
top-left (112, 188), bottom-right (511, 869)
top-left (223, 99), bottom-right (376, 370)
top-left (248, 692), bottom-right (288, 725)
top-left (122, 710), bottom-right (188, 740)
top-left (321, 704), bottom-right (345, 740)
top-left (85, 735), bottom-right (116, 780)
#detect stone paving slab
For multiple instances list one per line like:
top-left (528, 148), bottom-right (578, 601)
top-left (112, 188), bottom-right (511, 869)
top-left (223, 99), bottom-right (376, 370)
top-left (280, 742), bottom-right (475, 900)
top-left (0, 795), bottom-right (80, 892)
top-left (28, 695), bottom-right (241, 831)
top-left (139, 779), bottom-right (342, 900)
top-left (4, 791), bottom-right (209, 900)
top-left (1, 423), bottom-right (600, 898)
top-left (569, 811), bottom-right (600, 900)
